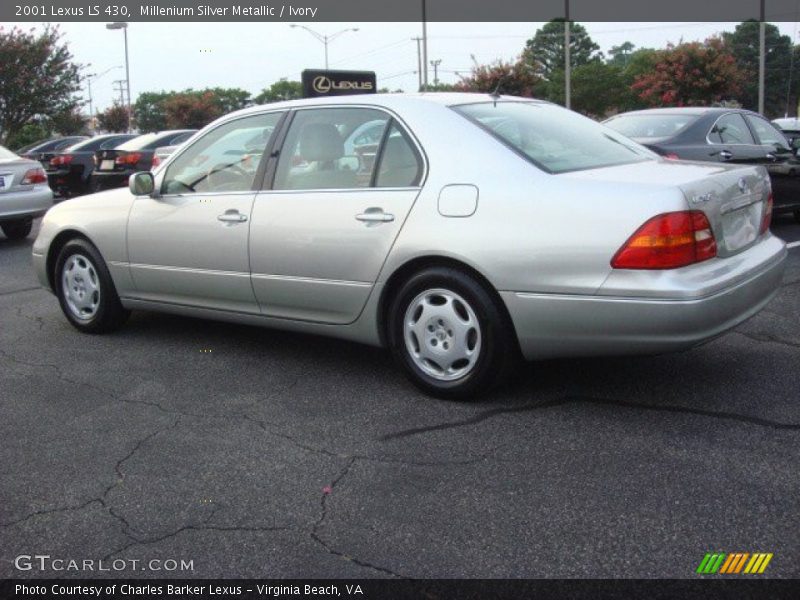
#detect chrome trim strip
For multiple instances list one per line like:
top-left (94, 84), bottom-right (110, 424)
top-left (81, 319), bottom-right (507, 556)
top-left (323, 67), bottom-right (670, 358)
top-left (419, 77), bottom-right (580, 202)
top-left (125, 262), bottom-right (251, 278)
top-left (251, 273), bottom-right (371, 287)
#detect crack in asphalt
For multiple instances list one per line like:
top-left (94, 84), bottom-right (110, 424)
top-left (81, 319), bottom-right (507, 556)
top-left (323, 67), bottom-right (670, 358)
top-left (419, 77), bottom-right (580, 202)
top-left (0, 498), bottom-right (103, 529)
top-left (0, 286), bottom-right (41, 297)
top-left (310, 458), bottom-right (405, 579)
top-left (734, 330), bottom-right (800, 349)
top-left (380, 394), bottom-right (800, 441)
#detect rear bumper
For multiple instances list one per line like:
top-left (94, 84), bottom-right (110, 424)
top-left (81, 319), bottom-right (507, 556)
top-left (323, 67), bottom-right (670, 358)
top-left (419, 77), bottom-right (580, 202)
top-left (502, 236), bottom-right (787, 360)
top-left (0, 187), bottom-right (53, 222)
top-left (90, 171), bottom-right (130, 190)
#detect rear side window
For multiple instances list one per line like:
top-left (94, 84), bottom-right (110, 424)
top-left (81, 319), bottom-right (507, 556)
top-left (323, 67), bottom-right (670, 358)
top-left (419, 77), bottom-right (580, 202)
top-left (744, 115), bottom-right (790, 149)
top-left (455, 102), bottom-right (652, 174)
top-left (708, 113), bottom-right (754, 144)
top-left (375, 124), bottom-right (423, 187)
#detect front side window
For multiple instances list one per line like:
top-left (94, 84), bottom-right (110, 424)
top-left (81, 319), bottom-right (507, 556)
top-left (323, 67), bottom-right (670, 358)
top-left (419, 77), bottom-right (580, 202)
top-left (708, 113), bottom-right (754, 144)
top-left (161, 112), bottom-right (282, 194)
top-left (745, 115), bottom-right (790, 149)
top-left (455, 102), bottom-right (652, 174)
top-left (273, 108), bottom-right (390, 190)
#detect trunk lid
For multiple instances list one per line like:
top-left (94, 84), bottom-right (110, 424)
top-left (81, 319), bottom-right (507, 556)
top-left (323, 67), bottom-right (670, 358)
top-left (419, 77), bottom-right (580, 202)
top-left (561, 159), bottom-right (771, 258)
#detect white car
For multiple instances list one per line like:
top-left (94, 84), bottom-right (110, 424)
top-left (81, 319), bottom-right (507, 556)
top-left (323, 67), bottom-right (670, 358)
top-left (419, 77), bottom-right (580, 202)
top-left (0, 145), bottom-right (53, 239)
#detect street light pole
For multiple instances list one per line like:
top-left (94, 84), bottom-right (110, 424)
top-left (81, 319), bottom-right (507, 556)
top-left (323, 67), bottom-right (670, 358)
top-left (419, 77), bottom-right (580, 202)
top-left (758, 0), bottom-right (766, 114)
top-left (289, 25), bottom-right (359, 70)
top-left (564, 0), bottom-right (571, 110)
top-left (106, 22), bottom-right (131, 132)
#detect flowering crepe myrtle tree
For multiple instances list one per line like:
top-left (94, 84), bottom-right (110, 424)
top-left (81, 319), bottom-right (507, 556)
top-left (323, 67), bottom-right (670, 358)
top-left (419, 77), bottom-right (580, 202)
top-left (632, 37), bottom-right (745, 107)
top-left (455, 60), bottom-right (542, 97)
top-left (0, 25), bottom-right (83, 146)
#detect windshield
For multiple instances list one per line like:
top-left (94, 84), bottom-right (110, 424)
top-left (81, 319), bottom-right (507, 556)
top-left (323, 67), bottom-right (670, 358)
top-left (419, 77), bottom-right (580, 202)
top-left (454, 102), bottom-right (653, 174)
top-left (604, 114), bottom-right (697, 139)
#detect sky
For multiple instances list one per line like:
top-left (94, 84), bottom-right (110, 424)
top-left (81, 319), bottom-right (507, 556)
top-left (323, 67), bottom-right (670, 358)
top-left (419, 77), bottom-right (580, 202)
top-left (6, 20), bottom-right (800, 112)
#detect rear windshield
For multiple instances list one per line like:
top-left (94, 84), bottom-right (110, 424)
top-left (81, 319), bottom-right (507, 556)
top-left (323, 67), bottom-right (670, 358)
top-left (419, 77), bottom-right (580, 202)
top-left (454, 102), bottom-right (652, 174)
top-left (117, 131), bottom-right (193, 151)
top-left (66, 135), bottom-right (134, 152)
top-left (604, 114), bottom-right (697, 139)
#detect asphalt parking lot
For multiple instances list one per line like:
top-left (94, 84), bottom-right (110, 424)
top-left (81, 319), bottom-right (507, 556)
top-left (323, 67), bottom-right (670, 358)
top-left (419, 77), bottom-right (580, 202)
top-left (1, 215), bottom-right (799, 579)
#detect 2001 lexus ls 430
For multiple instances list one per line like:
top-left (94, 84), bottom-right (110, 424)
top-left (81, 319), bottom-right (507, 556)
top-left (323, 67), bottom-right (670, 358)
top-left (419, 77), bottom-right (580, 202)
top-left (32, 94), bottom-right (787, 398)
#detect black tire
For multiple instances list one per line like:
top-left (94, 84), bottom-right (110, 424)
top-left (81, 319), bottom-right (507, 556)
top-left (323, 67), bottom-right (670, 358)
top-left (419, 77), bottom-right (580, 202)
top-left (794, 209), bottom-right (800, 224)
top-left (1, 219), bottom-right (33, 240)
top-left (387, 266), bottom-right (519, 400)
top-left (54, 238), bottom-right (130, 333)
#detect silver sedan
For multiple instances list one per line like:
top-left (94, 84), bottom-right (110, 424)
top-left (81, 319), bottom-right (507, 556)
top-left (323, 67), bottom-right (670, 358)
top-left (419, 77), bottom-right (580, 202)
top-left (32, 94), bottom-right (786, 398)
top-left (0, 145), bottom-right (53, 239)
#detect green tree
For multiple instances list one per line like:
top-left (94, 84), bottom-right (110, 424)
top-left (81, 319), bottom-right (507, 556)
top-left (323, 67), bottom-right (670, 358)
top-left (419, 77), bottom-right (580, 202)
top-left (723, 20), bottom-right (799, 117)
top-left (206, 87), bottom-right (251, 113)
top-left (134, 91), bottom-right (170, 133)
top-left (96, 104), bottom-right (129, 132)
top-left (456, 60), bottom-right (541, 97)
top-left (49, 107), bottom-right (88, 135)
top-left (522, 20), bottom-right (601, 80)
top-left (632, 37), bottom-right (744, 107)
top-left (0, 25), bottom-right (83, 145)
top-left (255, 79), bottom-right (303, 104)
top-left (547, 62), bottom-right (630, 117)
top-left (608, 42), bottom-right (636, 67)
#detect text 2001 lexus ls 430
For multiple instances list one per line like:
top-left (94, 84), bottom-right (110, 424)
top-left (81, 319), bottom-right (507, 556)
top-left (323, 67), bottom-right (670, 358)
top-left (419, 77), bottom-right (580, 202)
top-left (33, 94), bottom-right (787, 398)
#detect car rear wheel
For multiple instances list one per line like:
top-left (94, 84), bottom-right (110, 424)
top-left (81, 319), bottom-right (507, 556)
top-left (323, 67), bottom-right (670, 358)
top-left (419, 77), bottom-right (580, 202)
top-left (1, 218), bottom-right (33, 240)
top-left (55, 239), bottom-right (130, 333)
top-left (388, 267), bottom-right (518, 399)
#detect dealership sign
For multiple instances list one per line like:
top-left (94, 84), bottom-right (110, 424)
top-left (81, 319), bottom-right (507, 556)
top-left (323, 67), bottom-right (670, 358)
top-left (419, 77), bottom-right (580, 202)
top-left (302, 70), bottom-right (377, 98)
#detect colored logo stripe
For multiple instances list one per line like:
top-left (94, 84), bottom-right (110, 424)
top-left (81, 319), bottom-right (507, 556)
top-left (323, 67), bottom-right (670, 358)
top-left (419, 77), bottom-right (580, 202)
top-left (697, 553), bottom-right (773, 574)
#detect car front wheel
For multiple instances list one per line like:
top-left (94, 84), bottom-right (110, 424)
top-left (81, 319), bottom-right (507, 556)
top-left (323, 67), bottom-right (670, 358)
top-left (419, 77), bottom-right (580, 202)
top-left (388, 267), bottom-right (518, 399)
top-left (1, 218), bottom-right (33, 240)
top-left (55, 239), bottom-right (130, 333)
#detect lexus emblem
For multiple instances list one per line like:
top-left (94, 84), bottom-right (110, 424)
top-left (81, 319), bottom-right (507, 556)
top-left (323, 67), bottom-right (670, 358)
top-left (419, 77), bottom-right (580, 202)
top-left (312, 76), bottom-right (332, 94)
top-left (738, 177), bottom-right (748, 193)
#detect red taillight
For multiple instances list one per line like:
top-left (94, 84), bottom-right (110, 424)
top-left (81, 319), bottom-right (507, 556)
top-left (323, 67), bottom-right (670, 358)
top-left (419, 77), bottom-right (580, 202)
top-left (21, 168), bottom-right (47, 185)
top-left (760, 193), bottom-right (773, 234)
top-left (50, 154), bottom-right (73, 167)
top-left (152, 155), bottom-right (161, 167)
top-left (663, 153), bottom-right (680, 160)
top-left (611, 211), bottom-right (717, 270)
top-left (115, 152), bottom-right (142, 166)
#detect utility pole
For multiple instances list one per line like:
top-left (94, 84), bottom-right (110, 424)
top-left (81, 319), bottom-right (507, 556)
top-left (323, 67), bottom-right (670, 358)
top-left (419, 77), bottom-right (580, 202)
top-left (412, 37), bottom-right (423, 91)
top-left (87, 77), bottom-right (93, 118)
top-left (421, 0), bottom-right (429, 91)
top-left (430, 59), bottom-right (442, 85)
top-left (564, 0), bottom-right (571, 110)
top-left (113, 80), bottom-right (126, 106)
top-left (758, 0), bottom-right (766, 114)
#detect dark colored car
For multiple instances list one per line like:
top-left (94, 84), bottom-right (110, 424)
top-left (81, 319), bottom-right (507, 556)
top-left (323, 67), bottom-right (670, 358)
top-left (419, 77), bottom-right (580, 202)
top-left (605, 107), bottom-right (800, 222)
top-left (46, 134), bottom-right (137, 198)
top-left (18, 136), bottom-right (90, 167)
top-left (90, 130), bottom-right (196, 191)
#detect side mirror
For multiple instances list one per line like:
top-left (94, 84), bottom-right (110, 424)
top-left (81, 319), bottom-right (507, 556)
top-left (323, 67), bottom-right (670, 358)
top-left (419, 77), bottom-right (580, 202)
top-left (129, 171), bottom-right (155, 196)
top-left (791, 137), bottom-right (800, 150)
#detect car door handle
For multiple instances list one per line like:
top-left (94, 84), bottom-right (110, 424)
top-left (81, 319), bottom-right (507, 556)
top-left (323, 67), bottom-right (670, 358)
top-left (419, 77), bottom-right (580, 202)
top-left (356, 209), bottom-right (394, 223)
top-left (719, 150), bottom-right (733, 160)
top-left (217, 210), bottom-right (248, 223)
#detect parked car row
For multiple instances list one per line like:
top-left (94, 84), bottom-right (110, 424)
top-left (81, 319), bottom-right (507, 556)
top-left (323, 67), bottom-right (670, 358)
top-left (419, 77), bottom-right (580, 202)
top-left (12, 131), bottom-right (197, 200)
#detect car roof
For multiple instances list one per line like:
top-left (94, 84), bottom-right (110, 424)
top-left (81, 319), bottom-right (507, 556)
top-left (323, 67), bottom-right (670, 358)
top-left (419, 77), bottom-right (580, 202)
top-left (227, 92), bottom-right (546, 118)
top-left (610, 107), bottom-right (756, 118)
